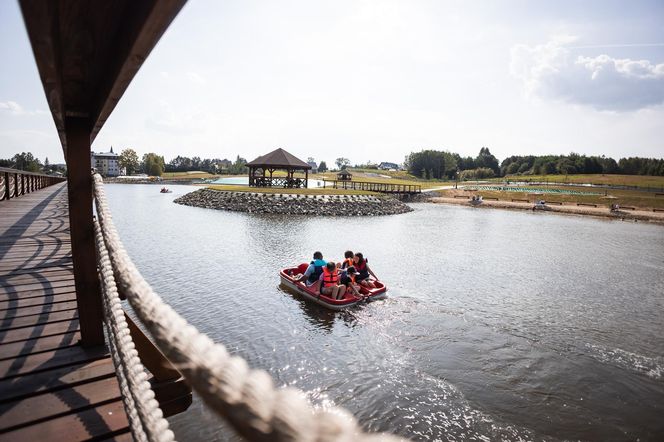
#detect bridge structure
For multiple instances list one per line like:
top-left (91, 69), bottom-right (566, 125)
top-left (323, 179), bottom-right (422, 195)
top-left (0, 2), bottom-right (401, 441)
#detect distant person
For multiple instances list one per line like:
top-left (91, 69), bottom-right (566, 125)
top-left (341, 250), bottom-right (354, 269)
top-left (295, 251), bottom-right (326, 288)
top-left (320, 262), bottom-right (346, 300)
top-left (353, 252), bottom-right (376, 288)
top-left (340, 266), bottom-right (362, 297)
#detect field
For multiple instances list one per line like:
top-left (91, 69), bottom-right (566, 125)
top-left (316, 169), bottom-right (450, 189)
top-left (161, 171), bottom-right (219, 180)
top-left (438, 186), bottom-right (664, 210)
top-left (500, 174), bottom-right (664, 189)
top-left (207, 185), bottom-right (376, 195)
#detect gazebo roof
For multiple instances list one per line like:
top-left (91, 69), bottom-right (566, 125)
top-left (338, 169), bottom-right (352, 176)
top-left (247, 148), bottom-right (311, 169)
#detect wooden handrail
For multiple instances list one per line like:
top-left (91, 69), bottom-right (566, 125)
top-left (0, 167), bottom-right (66, 201)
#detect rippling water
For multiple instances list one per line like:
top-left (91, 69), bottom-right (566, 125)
top-left (106, 184), bottom-right (664, 441)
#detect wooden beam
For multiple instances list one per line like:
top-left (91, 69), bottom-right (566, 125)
top-left (65, 117), bottom-right (104, 347)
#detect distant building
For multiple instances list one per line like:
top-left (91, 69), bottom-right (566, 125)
top-left (216, 159), bottom-right (233, 170)
top-left (91, 147), bottom-right (123, 177)
top-left (307, 161), bottom-right (318, 173)
top-left (378, 162), bottom-right (399, 170)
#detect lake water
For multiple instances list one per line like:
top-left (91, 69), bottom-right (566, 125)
top-left (106, 184), bottom-right (664, 441)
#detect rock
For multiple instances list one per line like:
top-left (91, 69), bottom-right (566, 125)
top-left (173, 189), bottom-right (413, 217)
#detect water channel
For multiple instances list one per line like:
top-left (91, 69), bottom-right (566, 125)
top-left (106, 183), bottom-right (664, 441)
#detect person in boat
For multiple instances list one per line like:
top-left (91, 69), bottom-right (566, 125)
top-left (295, 251), bottom-right (326, 288)
top-left (341, 250), bottom-right (354, 269)
top-left (320, 262), bottom-right (346, 300)
top-left (340, 266), bottom-right (361, 297)
top-left (353, 252), bottom-right (375, 288)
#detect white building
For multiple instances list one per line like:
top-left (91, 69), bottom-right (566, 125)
top-left (91, 147), bottom-right (123, 177)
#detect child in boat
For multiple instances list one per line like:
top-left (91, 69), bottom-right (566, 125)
top-left (353, 252), bottom-right (375, 288)
top-left (340, 266), bottom-right (361, 297)
top-left (295, 251), bottom-right (326, 288)
top-left (341, 250), bottom-right (354, 269)
top-left (320, 262), bottom-right (346, 300)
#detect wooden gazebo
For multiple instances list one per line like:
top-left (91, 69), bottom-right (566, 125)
top-left (337, 169), bottom-right (353, 181)
top-left (247, 148), bottom-right (312, 188)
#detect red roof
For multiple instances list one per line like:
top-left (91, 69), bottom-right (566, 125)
top-left (247, 148), bottom-right (311, 169)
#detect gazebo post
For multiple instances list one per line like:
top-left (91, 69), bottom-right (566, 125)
top-left (305, 169), bottom-right (308, 188)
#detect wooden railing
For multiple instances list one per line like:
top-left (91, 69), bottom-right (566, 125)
top-left (0, 166), bottom-right (66, 201)
top-left (323, 179), bottom-right (422, 194)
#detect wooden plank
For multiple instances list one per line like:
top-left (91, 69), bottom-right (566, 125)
top-left (0, 280), bottom-right (76, 297)
top-left (1, 319), bottom-right (80, 345)
top-left (0, 332), bottom-right (80, 360)
top-left (0, 308), bottom-right (78, 332)
top-left (0, 344), bottom-right (108, 379)
top-left (0, 358), bottom-right (116, 402)
top-left (0, 399), bottom-right (129, 441)
top-left (0, 291), bottom-right (77, 311)
top-left (0, 376), bottom-right (123, 432)
top-left (0, 300), bottom-right (78, 318)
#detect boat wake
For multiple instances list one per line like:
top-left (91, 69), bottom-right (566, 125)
top-left (585, 343), bottom-right (664, 380)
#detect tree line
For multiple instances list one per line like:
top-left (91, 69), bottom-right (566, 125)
top-left (0, 152), bottom-right (66, 175)
top-left (405, 148), bottom-right (664, 179)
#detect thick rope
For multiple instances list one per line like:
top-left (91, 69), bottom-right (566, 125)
top-left (93, 174), bottom-right (401, 441)
top-left (94, 218), bottom-right (175, 442)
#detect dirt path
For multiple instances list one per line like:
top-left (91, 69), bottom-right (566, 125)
top-left (428, 197), bottom-right (664, 224)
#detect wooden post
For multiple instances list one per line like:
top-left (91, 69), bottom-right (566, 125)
top-left (65, 117), bottom-right (105, 347)
top-left (305, 169), bottom-right (308, 188)
top-left (3, 172), bottom-right (9, 200)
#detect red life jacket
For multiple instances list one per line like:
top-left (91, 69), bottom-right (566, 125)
top-left (355, 260), bottom-right (367, 272)
top-left (322, 267), bottom-right (339, 287)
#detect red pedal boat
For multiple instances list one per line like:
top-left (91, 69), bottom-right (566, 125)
top-left (280, 263), bottom-right (387, 310)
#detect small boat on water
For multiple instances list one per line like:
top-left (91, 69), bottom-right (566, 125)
top-left (280, 263), bottom-right (387, 310)
top-left (160, 187), bottom-right (172, 193)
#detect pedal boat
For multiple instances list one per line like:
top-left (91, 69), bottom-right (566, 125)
top-left (280, 263), bottom-right (387, 310)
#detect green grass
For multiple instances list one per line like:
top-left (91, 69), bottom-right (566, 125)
top-left (162, 171), bottom-right (219, 179)
top-left (438, 186), bottom-right (664, 209)
top-left (317, 170), bottom-right (450, 189)
top-left (499, 174), bottom-right (664, 189)
top-left (207, 185), bottom-right (376, 195)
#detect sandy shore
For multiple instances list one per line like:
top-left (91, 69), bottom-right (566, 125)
top-left (429, 197), bottom-right (664, 224)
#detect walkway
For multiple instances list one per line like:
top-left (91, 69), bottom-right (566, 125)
top-left (0, 183), bottom-right (131, 441)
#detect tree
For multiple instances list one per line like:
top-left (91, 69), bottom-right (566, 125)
top-left (475, 147), bottom-right (500, 175)
top-left (12, 152), bottom-right (42, 172)
top-left (141, 153), bottom-right (165, 176)
top-left (318, 161), bottom-right (328, 172)
top-left (119, 148), bottom-right (140, 175)
top-left (335, 157), bottom-right (350, 170)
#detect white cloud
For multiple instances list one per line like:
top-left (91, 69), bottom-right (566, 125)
top-left (0, 100), bottom-right (24, 115)
top-left (510, 37), bottom-right (664, 111)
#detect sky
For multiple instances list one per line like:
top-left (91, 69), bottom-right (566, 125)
top-left (1, 0), bottom-right (663, 167)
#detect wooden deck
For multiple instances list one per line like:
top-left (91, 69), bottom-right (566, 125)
top-left (0, 183), bottom-right (131, 440)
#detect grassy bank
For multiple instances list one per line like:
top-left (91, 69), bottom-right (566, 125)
top-left (161, 171), bottom-right (219, 180)
top-left (437, 186), bottom-right (664, 210)
top-left (499, 174), bottom-right (664, 189)
top-left (207, 185), bottom-right (376, 195)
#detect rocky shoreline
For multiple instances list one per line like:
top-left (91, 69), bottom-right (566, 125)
top-left (174, 188), bottom-right (413, 216)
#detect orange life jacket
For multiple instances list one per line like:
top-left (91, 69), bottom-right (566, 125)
top-left (322, 267), bottom-right (339, 287)
top-left (344, 258), bottom-right (354, 268)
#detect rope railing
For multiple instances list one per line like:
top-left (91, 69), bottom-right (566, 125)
top-left (92, 173), bottom-right (401, 441)
top-left (94, 218), bottom-right (174, 442)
